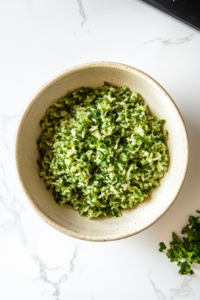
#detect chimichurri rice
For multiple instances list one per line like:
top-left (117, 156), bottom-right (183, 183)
top-left (37, 84), bottom-right (169, 218)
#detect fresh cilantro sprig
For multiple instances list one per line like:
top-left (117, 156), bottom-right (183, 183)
top-left (159, 210), bottom-right (200, 275)
top-left (159, 242), bottom-right (167, 252)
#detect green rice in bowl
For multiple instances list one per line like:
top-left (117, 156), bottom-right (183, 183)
top-left (37, 84), bottom-right (169, 219)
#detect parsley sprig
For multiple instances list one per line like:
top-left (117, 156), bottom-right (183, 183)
top-left (159, 210), bottom-right (200, 275)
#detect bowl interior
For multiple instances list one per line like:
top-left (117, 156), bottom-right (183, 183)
top-left (15, 63), bottom-right (188, 241)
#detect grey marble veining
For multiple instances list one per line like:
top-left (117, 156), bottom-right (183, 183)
top-left (170, 278), bottom-right (193, 298)
top-left (139, 34), bottom-right (194, 48)
top-left (77, 0), bottom-right (87, 26)
top-left (34, 245), bottom-right (78, 298)
top-left (149, 273), bottom-right (166, 300)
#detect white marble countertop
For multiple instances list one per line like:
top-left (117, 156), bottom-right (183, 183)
top-left (1, 0), bottom-right (200, 299)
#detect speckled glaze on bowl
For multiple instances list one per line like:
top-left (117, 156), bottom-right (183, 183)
top-left (14, 62), bottom-right (189, 242)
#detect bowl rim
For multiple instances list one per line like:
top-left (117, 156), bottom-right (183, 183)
top-left (14, 61), bottom-right (189, 242)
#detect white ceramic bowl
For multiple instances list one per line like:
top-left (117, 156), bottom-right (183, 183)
top-left (15, 62), bottom-right (188, 241)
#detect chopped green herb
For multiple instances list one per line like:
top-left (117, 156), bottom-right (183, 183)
top-left (159, 242), bottom-right (167, 252)
top-left (159, 211), bottom-right (200, 275)
top-left (178, 261), bottom-right (194, 275)
top-left (37, 84), bottom-right (169, 218)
